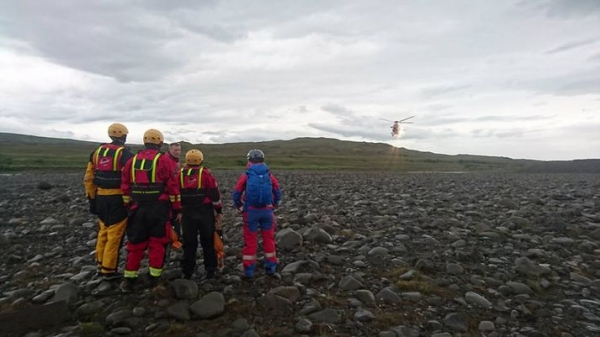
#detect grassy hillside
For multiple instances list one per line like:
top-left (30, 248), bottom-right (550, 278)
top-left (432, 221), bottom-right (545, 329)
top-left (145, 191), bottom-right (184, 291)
top-left (0, 132), bottom-right (558, 172)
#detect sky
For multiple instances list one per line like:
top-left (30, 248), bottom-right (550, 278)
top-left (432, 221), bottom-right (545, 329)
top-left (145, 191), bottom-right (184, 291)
top-left (1, 0), bottom-right (599, 160)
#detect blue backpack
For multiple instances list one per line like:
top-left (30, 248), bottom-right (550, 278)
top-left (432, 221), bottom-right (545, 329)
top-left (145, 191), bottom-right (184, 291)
top-left (245, 164), bottom-right (273, 207)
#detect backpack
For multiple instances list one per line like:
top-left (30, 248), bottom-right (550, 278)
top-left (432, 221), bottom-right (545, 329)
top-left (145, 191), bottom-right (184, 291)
top-left (93, 144), bottom-right (125, 188)
top-left (130, 152), bottom-right (164, 203)
top-left (180, 167), bottom-right (207, 206)
top-left (245, 164), bottom-right (273, 207)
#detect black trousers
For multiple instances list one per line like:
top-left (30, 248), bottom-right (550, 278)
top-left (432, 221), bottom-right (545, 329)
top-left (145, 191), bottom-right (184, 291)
top-left (96, 194), bottom-right (127, 226)
top-left (126, 202), bottom-right (169, 245)
top-left (181, 206), bottom-right (216, 275)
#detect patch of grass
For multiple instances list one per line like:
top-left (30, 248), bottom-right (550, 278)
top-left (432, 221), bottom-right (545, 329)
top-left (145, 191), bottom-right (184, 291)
top-left (0, 133), bottom-right (537, 172)
top-left (379, 266), bottom-right (410, 279)
top-left (78, 322), bottom-right (104, 336)
top-left (394, 276), bottom-right (456, 298)
top-left (162, 323), bottom-right (189, 337)
top-left (337, 229), bottom-right (355, 237)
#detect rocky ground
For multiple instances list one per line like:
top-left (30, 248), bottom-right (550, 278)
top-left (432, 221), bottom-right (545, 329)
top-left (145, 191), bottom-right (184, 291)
top-left (1, 171), bottom-right (600, 337)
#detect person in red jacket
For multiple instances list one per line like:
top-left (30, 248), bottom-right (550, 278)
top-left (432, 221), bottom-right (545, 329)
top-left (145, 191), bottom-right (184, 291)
top-left (166, 142), bottom-right (183, 239)
top-left (166, 142), bottom-right (182, 176)
top-left (119, 129), bottom-right (182, 293)
top-left (232, 149), bottom-right (282, 279)
top-left (178, 149), bottom-right (223, 280)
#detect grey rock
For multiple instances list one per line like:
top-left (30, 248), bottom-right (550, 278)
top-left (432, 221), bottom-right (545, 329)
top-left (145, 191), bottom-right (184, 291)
top-left (506, 281), bottom-right (533, 295)
top-left (514, 257), bottom-right (551, 277)
top-left (443, 312), bottom-right (468, 332)
top-left (281, 260), bottom-right (305, 274)
top-left (354, 308), bottom-right (376, 322)
top-left (390, 325), bottom-right (420, 337)
top-left (299, 299), bottom-right (322, 315)
top-left (366, 247), bottom-right (389, 266)
top-left (446, 263), bottom-right (464, 275)
top-left (167, 302), bottom-right (191, 321)
top-left (295, 319), bottom-right (312, 333)
top-left (276, 228), bottom-right (303, 251)
top-left (268, 286), bottom-right (300, 302)
top-left (354, 289), bottom-right (376, 307)
top-left (308, 308), bottom-right (341, 324)
top-left (479, 321), bottom-right (495, 331)
top-left (110, 327), bottom-right (132, 335)
top-left (339, 275), bottom-right (363, 291)
top-left (106, 309), bottom-right (132, 326)
top-left (172, 279), bottom-right (198, 299)
top-left (241, 329), bottom-right (260, 337)
top-left (51, 282), bottom-right (78, 305)
top-left (376, 287), bottom-right (401, 304)
top-left (465, 291), bottom-right (492, 308)
top-left (303, 225), bottom-right (333, 244)
top-left (570, 272), bottom-right (592, 285)
top-left (257, 293), bottom-right (293, 316)
top-left (399, 269), bottom-right (418, 281)
top-left (190, 292), bottom-right (225, 319)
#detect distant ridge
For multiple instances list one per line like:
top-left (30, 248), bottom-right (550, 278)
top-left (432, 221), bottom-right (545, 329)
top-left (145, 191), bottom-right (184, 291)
top-left (0, 132), bottom-right (597, 173)
top-left (521, 159), bottom-right (600, 174)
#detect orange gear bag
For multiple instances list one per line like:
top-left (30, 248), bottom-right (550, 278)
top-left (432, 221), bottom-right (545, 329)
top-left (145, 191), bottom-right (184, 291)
top-left (214, 229), bottom-right (225, 271)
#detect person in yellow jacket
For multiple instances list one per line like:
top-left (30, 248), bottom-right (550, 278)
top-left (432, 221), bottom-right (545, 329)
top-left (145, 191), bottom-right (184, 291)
top-left (83, 123), bottom-right (134, 281)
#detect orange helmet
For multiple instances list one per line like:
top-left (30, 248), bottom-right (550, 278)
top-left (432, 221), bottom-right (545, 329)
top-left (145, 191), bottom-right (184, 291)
top-left (108, 123), bottom-right (128, 138)
top-left (185, 149), bottom-right (204, 165)
top-left (143, 129), bottom-right (164, 145)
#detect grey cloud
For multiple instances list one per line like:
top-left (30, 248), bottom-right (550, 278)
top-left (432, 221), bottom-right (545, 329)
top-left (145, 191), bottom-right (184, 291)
top-left (519, 67), bottom-right (600, 96)
top-left (419, 84), bottom-right (471, 98)
top-left (496, 130), bottom-right (525, 138)
top-left (322, 104), bottom-right (353, 116)
top-left (472, 129), bottom-right (496, 138)
top-left (473, 115), bottom-right (552, 122)
top-left (521, 0), bottom-right (600, 18)
top-left (417, 116), bottom-right (467, 127)
top-left (307, 123), bottom-right (390, 141)
top-left (545, 38), bottom-right (599, 54)
top-left (589, 53), bottom-right (600, 62)
top-left (556, 78), bottom-right (600, 96)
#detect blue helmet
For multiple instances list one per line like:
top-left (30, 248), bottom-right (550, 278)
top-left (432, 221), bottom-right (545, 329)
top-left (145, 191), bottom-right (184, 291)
top-left (247, 149), bottom-right (265, 163)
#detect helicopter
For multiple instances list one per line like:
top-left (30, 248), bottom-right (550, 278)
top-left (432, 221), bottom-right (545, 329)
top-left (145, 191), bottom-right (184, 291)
top-left (380, 115), bottom-right (415, 138)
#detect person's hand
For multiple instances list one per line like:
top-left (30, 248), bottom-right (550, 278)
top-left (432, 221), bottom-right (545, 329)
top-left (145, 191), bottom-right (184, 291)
top-left (175, 212), bottom-right (182, 224)
top-left (236, 206), bottom-right (243, 214)
top-left (88, 198), bottom-right (97, 215)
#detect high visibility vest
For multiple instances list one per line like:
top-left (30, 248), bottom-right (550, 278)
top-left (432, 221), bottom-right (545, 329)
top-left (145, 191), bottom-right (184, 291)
top-left (179, 166), bottom-right (207, 206)
top-left (130, 152), bottom-right (165, 203)
top-left (93, 143), bottom-right (125, 189)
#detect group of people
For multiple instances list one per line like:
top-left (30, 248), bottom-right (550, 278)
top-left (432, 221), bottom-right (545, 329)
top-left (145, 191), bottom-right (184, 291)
top-left (83, 123), bottom-right (282, 293)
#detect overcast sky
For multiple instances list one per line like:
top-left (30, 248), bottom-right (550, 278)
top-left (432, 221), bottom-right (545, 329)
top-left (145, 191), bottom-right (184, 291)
top-left (1, 0), bottom-right (599, 160)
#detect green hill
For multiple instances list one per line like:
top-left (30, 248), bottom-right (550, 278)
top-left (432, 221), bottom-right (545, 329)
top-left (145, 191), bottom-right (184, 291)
top-left (0, 132), bottom-right (592, 173)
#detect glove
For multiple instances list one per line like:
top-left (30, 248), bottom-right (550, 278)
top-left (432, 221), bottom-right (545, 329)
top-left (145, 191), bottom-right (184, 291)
top-left (173, 209), bottom-right (182, 224)
top-left (88, 198), bottom-right (97, 215)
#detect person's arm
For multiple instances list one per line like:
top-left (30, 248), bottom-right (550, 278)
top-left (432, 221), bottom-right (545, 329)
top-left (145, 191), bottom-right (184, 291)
top-left (83, 152), bottom-right (97, 199)
top-left (204, 169), bottom-right (223, 214)
top-left (84, 151), bottom-right (98, 214)
top-left (232, 174), bottom-right (247, 211)
top-left (120, 157), bottom-right (134, 206)
top-left (270, 173), bottom-right (282, 207)
top-left (159, 157), bottom-right (181, 212)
